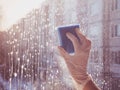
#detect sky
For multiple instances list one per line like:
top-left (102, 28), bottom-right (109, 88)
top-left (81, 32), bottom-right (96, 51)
top-left (0, 0), bottom-right (45, 30)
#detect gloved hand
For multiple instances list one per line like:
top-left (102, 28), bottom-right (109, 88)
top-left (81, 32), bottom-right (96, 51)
top-left (58, 28), bottom-right (91, 88)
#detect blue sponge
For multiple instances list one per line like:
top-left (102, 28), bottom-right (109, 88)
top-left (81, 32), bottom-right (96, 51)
top-left (57, 24), bottom-right (80, 53)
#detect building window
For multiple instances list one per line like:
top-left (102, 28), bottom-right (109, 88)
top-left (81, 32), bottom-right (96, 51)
top-left (115, 0), bottom-right (120, 9)
top-left (112, 0), bottom-right (120, 11)
top-left (112, 51), bottom-right (120, 64)
top-left (115, 25), bottom-right (120, 37)
top-left (118, 51), bottom-right (120, 64)
top-left (112, 25), bottom-right (120, 37)
top-left (111, 0), bottom-right (114, 11)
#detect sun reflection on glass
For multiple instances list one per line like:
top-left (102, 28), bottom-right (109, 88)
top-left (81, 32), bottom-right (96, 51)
top-left (1, 0), bottom-right (45, 30)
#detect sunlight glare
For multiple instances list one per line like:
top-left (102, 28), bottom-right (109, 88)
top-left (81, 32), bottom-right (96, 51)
top-left (1, 0), bottom-right (45, 30)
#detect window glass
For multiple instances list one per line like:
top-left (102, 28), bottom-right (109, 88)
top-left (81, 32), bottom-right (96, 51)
top-left (116, 25), bottom-right (120, 36)
top-left (117, 0), bottom-right (120, 9)
top-left (112, 25), bottom-right (120, 37)
top-left (112, 51), bottom-right (120, 64)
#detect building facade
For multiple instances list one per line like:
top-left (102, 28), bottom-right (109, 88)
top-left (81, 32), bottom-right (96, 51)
top-left (87, 0), bottom-right (120, 90)
top-left (107, 0), bottom-right (120, 90)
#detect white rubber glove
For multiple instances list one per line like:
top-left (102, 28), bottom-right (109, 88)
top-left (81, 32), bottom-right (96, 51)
top-left (58, 28), bottom-right (91, 89)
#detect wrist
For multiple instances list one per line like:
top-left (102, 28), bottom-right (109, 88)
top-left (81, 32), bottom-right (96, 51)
top-left (75, 73), bottom-right (90, 84)
top-left (73, 75), bottom-right (91, 90)
top-left (71, 70), bottom-right (88, 84)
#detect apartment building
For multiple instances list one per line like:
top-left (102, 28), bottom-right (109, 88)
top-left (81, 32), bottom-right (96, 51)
top-left (108, 0), bottom-right (120, 90)
top-left (87, 0), bottom-right (120, 90)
